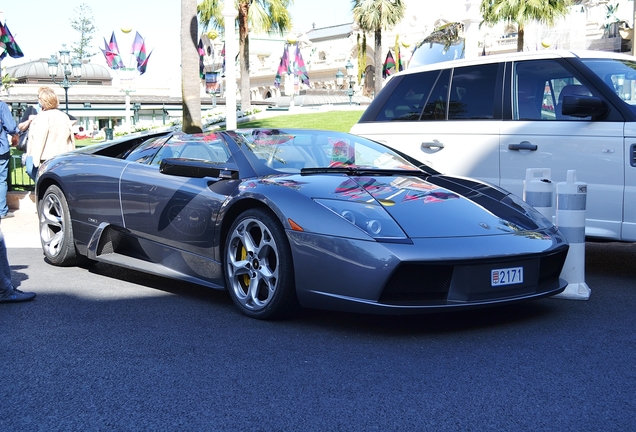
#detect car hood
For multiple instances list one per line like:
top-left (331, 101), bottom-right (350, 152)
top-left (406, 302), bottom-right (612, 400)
top-left (297, 173), bottom-right (546, 239)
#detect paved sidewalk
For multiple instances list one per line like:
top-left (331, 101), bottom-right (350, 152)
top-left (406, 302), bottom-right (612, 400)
top-left (2, 203), bottom-right (40, 249)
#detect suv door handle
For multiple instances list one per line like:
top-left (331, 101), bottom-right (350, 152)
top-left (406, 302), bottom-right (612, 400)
top-left (421, 140), bottom-right (444, 150)
top-left (508, 141), bottom-right (537, 151)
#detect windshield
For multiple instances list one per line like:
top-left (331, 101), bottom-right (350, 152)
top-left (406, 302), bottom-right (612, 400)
top-left (409, 40), bottom-right (464, 69)
top-left (229, 129), bottom-right (421, 175)
top-left (581, 58), bottom-right (636, 112)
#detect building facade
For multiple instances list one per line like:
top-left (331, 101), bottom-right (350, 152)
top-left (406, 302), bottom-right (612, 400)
top-left (3, 0), bottom-right (633, 127)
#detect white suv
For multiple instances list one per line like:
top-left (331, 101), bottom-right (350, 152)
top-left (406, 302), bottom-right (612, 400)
top-left (351, 50), bottom-right (636, 242)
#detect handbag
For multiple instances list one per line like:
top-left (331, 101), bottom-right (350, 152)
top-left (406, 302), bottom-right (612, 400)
top-left (25, 155), bottom-right (37, 180)
top-left (17, 131), bottom-right (28, 152)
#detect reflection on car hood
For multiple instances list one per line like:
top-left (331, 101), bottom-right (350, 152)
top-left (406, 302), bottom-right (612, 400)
top-left (307, 174), bottom-right (544, 238)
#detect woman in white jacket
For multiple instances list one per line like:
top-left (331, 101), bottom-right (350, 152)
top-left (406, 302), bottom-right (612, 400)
top-left (26, 86), bottom-right (75, 179)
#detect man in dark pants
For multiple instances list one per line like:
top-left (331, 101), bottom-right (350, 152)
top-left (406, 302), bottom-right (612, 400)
top-left (0, 226), bottom-right (35, 303)
top-left (0, 99), bottom-right (17, 218)
top-left (0, 100), bottom-right (36, 303)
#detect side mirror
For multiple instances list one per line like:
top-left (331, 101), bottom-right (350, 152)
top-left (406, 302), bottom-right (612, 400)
top-left (160, 158), bottom-right (238, 179)
top-left (561, 95), bottom-right (609, 119)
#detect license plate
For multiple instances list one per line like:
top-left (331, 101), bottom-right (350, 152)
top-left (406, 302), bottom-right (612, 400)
top-left (491, 267), bottom-right (524, 287)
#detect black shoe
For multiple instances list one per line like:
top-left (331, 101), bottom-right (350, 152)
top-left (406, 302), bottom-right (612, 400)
top-left (1, 212), bottom-right (14, 219)
top-left (0, 288), bottom-right (36, 303)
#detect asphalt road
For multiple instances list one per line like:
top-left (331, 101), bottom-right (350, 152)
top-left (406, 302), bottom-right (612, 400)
top-left (2, 243), bottom-right (635, 431)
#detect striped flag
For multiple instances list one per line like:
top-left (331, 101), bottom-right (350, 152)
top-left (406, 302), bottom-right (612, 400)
top-left (396, 47), bottom-right (404, 72)
top-left (198, 38), bottom-right (206, 78)
top-left (132, 32), bottom-right (147, 68)
top-left (221, 42), bottom-right (226, 74)
top-left (101, 32), bottom-right (124, 70)
top-left (383, 50), bottom-right (396, 79)
top-left (274, 44), bottom-right (290, 88)
top-left (132, 32), bottom-right (144, 57)
top-left (108, 32), bottom-right (120, 55)
top-left (137, 50), bottom-right (152, 75)
top-left (274, 42), bottom-right (309, 88)
top-left (0, 22), bottom-right (24, 59)
top-left (295, 44), bottom-right (309, 86)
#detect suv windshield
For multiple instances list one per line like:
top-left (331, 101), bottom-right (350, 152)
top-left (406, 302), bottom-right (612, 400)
top-left (582, 58), bottom-right (636, 113)
top-left (409, 40), bottom-right (465, 69)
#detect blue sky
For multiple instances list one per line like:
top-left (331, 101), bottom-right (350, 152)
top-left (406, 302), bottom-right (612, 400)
top-left (0, 0), bottom-right (353, 87)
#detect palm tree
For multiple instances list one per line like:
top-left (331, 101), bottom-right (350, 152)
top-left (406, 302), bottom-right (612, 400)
top-left (182, 0), bottom-right (203, 133)
top-left (352, 0), bottom-right (406, 97)
top-left (198, 0), bottom-right (293, 112)
top-left (480, 0), bottom-right (571, 52)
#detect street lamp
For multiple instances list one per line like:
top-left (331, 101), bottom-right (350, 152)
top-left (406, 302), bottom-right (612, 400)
top-left (335, 69), bottom-right (344, 88)
top-left (344, 60), bottom-right (355, 106)
top-left (47, 45), bottom-right (82, 113)
top-left (345, 59), bottom-right (354, 78)
top-left (133, 103), bottom-right (141, 124)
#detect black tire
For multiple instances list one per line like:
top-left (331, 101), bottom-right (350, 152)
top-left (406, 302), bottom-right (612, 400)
top-left (39, 184), bottom-right (79, 266)
top-left (224, 208), bottom-right (297, 319)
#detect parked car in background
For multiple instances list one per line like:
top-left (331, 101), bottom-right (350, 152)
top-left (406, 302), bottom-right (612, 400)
top-left (351, 50), bottom-right (636, 242)
top-left (36, 129), bottom-right (568, 319)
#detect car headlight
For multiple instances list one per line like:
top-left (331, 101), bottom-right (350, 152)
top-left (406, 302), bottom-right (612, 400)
top-left (314, 198), bottom-right (410, 243)
top-left (500, 193), bottom-right (555, 231)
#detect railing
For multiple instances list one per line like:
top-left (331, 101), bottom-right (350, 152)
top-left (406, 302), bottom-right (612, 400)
top-left (9, 154), bottom-right (35, 191)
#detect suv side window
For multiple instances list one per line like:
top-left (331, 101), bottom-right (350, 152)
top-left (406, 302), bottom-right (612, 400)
top-left (422, 69), bottom-right (451, 120)
top-left (448, 64), bottom-right (499, 119)
top-left (374, 70), bottom-right (440, 121)
top-left (513, 60), bottom-right (593, 121)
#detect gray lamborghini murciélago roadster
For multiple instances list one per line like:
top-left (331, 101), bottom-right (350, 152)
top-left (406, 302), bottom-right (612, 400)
top-left (36, 128), bottom-right (569, 319)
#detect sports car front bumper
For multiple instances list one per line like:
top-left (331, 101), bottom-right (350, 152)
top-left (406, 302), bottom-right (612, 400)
top-left (288, 231), bottom-right (568, 314)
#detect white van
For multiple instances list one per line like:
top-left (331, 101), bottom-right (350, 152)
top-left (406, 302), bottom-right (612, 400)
top-left (351, 50), bottom-right (636, 242)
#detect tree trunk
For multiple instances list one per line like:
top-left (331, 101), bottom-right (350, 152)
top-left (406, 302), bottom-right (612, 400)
top-left (238, 3), bottom-right (251, 111)
top-left (374, 27), bottom-right (383, 97)
top-left (517, 26), bottom-right (525, 52)
top-left (181, 0), bottom-right (202, 133)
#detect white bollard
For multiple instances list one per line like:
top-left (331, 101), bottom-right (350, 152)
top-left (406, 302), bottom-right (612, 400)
top-left (553, 170), bottom-right (590, 300)
top-left (523, 168), bottom-right (553, 222)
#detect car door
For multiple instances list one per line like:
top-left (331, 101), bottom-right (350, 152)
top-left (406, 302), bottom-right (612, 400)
top-left (351, 63), bottom-right (503, 186)
top-left (500, 58), bottom-right (624, 239)
top-left (120, 134), bottom-right (236, 256)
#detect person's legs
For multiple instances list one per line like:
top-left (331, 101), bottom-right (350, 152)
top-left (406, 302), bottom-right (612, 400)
top-left (0, 229), bottom-right (12, 291)
top-left (0, 227), bottom-right (36, 303)
top-left (0, 151), bottom-right (9, 217)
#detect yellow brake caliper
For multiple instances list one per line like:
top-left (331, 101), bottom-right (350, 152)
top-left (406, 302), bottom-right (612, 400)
top-left (241, 245), bottom-right (250, 287)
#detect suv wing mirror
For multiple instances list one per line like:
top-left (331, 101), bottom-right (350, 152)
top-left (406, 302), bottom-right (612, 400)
top-left (561, 95), bottom-right (609, 119)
